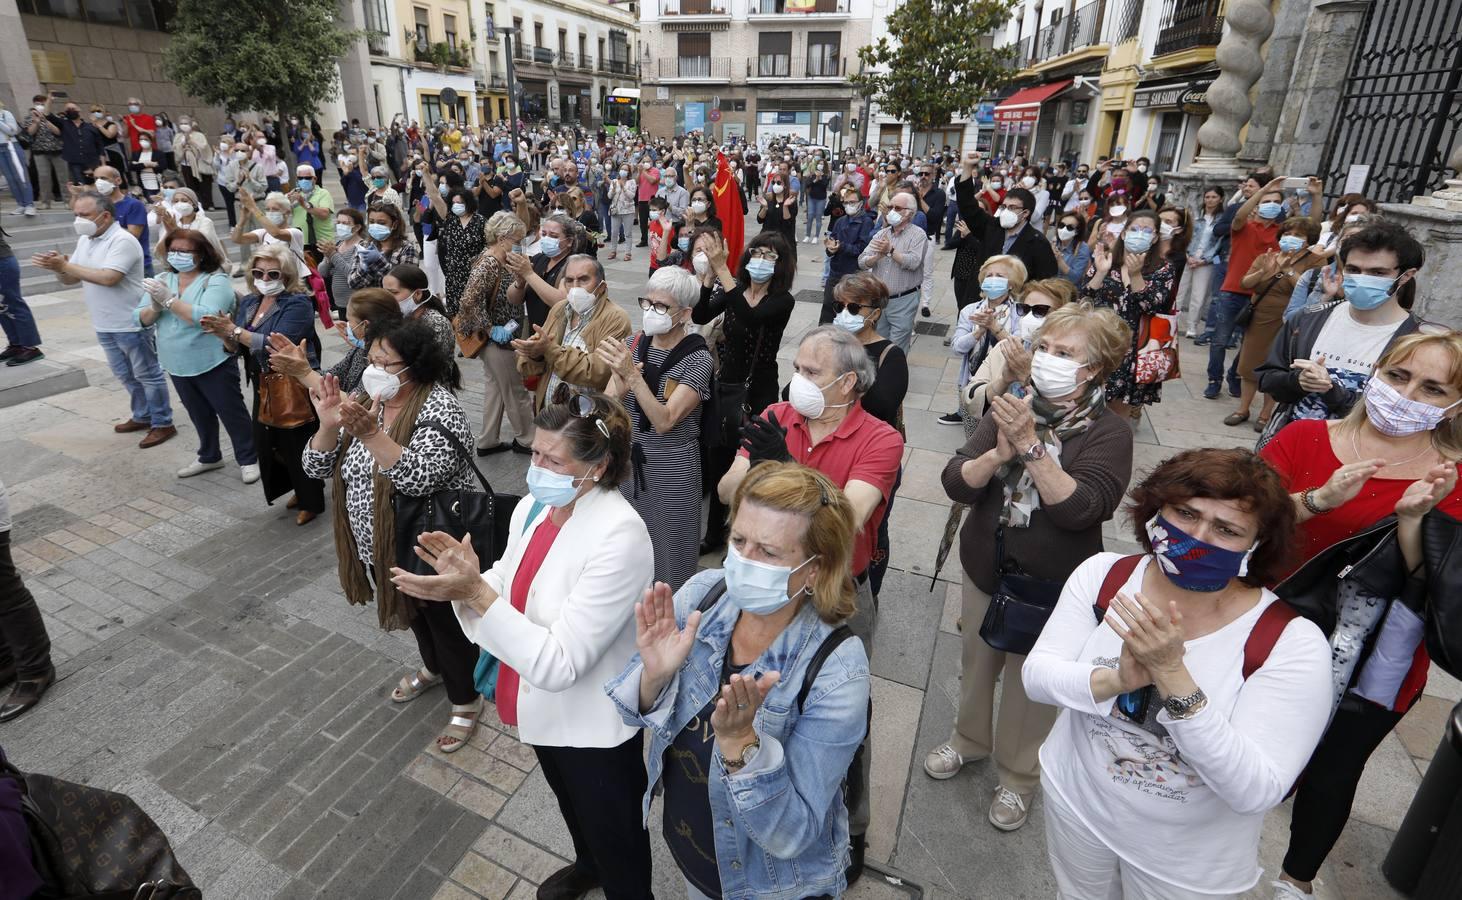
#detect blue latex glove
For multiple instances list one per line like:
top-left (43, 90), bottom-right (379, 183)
top-left (357, 245), bottom-right (384, 266)
top-left (490, 325), bottom-right (511, 344)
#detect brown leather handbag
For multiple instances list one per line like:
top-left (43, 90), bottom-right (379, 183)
top-left (258, 371), bottom-right (315, 428)
top-left (454, 317), bottom-right (487, 359)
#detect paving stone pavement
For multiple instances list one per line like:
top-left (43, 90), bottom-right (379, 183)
top-left (2, 204), bottom-right (1456, 899)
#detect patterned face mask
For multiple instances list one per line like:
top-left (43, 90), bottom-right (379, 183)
top-left (1145, 513), bottom-right (1257, 593)
top-left (1363, 376), bottom-right (1462, 437)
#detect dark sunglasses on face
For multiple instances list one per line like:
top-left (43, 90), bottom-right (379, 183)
top-left (832, 301), bottom-right (879, 316)
top-left (1014, 302), bottom-right (1054, 318)
top-left (250, 268), bottom-right (283, 282)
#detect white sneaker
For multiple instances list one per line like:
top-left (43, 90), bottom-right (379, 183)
top-left (240, 463), bottom-right (261, 484)
top-left (22, 206), bottom-right (36, 217)
top-left (6, 208), bottom-right (23, 216)
top-left (177, 460), bottom-right (225, 478)
top-left (1270, 880), bottom-right (1311, 899)
top-left (923, 743), bottom-right (969, 779)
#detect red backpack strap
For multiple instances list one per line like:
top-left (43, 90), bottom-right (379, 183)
top-left (1243, 600), bottom-right (1300, 680)
top-left (1092, 555), bottom-right (1143, 622)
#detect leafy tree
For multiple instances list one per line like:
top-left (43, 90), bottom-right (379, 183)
top-left (162, 0), bottom-right (359, 117)
top-left (851, 0), bottom-right (1018, 138)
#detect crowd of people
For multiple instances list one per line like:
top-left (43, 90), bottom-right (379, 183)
top-left (1, 106), bottom-right (1460, 900)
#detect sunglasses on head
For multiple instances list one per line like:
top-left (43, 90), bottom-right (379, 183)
top-left (1014, 302), bottom-right (1054, 318)
top-left (552, 386), bottom-right (613, 440)
top-left (250, 268), bottom-right (283, 282)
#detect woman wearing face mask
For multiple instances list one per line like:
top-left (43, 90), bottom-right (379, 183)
top-left (172, 116), bottom-right (215, 212)
top-left (693, 234), bottom-right (797, 553)
top-left (1022, 448), bottom-right (1331, 898)
top-left (560, 187), bottom-right (602, 259)
top-left (756, 174), bottom-right (799, 264)
top-left (946, 255), bottom-right (1029, 425)
top-left (607, 165), bottom-right (637, 261)
top-left (1087, 191), bottom-right (1131, 250)
top-left (381, 264), bottom-right (454, 359)
top-left (199, 244), bottom-right (324, 524)
top-left (1317, 193), bottom-right (1376, 252)
top-left (363, 163), bottom-right (403, 216)
top-left (135, 231), bottom-right (259, 483)
top-left (1176, 187), bottom-right (1226, 339)
top-left (926, 302), bottom-right (1135, 834)
top-left (963, 278), bottom-right (1077, 419)
top-left (596, 266), bottom-right (713, 591)
top-left (456, 212), bottom-right (535, 455)
top-left (605, 461), bottom-right (871, 900)
top-left (1081, 210), bottom-right (1177, 419)
top-left (269, 288), bottom-right (402, 396)
top-left (423, 167), bottom-right (485, 319)
top-left (129, 131), bottom-right (163, 200)
top-left (233, 190), bottom-right (306, 259)
top-left (1050, 211), bottom-right (1093, 289)
top-left (1020, 167), bottom-right (1049, 221)
top-left (303, 318), bottom-right (485, 753)
top-left (152, 113), bottom-right (175, 173)
top-left (1227, 219), bottom-right (1326, 430)
top-left (977, 171), bottom-right (1005, 216)
top-left (315, 208), bottom-right (365, 311)
top-left (506, 213), bottom-right (583, 329)
top-left (152, 186), bottom-right (227, 264)
top-left (1258, 332), bottom-right (1462, 900)
top-left (803, 160), bottom-right (831, 243)
top-left (392, 392), bottom-right (657, 900)
top-left (831, 273), bottom-right (907, 430)
top-left (347, 202), bottom-right (419, 292)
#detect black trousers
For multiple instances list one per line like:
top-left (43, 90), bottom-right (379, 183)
top-left (636, 199), bottom-right (650, 244)
top-left (0, 532), bottom-right (52, 680)
top-left (954, 275), bottom-right (978, 310)
top-left (820, 273), bottom-right (846, 325)
top-left (1282, 692), bottom-right (1405, 882)
top-left (407, 599), bottom-right (480, 705)
top-left (535, 733), bottom-right (653, 900)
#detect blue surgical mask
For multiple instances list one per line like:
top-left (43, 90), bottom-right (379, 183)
top-left (439, 183), bottom-right (450, 196)
top-left (1257, 201), bottom-right (1283, 220)
top-left (366, 223), bottom-right (392, 241)
top-left (526, 463), bottom-right (592, 508)
top-left (723, 543), bottom-right (817, 615)
top-left (980, 276), bottom-right (1009, 299)
top-left (539, 236), bottom-right (561, 257)
top-left (345, 322), bottom-right (366, 350)
top-left (1145, 514), bottom-right (1257, 593)
top-left (677, 236), bottom-right (689, 251)
top-left (833, 309), bottom-right (866, 333)
top-left (297, 179), bottom-right (313, 192)
top-left (373, 177), bottom-right (387, 188)
top-left (167, 251), bottom-right (196, 272)
top-left (1278, 235), bottom-right (1307, 253)
top-left (746, 258), bottom-right (776, 283)
top-left (1343, 273), bottom-right (1397, 310)
top-left (162, 188), bottom-right (176, 201)
top-left (334, 223), bottom-right (355, 241)
top-left (1122, 230), bottom-right (1155, 254)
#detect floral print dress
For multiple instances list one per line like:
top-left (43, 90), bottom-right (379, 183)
top-left (1081, 263), bottom-right (1175, 408)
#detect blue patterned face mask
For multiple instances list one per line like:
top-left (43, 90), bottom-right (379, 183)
top-left (1145, 513), bottom-right (1257, 593)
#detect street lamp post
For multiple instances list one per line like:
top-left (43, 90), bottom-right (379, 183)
top-left (501, 26), bottom-right (522, 161)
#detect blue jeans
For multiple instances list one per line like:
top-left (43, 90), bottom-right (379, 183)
top-left (1203, 256), bottom-right (1228, 339)
top-left (1207, 291), bottom-right (1246, 383)
top-left (97, 329), bottom-right (173, 427)
top-left (171, 360), bottom-right (257, 465)
top-left (0, 143), bottom-right (33, 209)
top-left (944, 201), bottom-right (961, 245)
top-left (805, 197), bottom-right (827, 237)
top-left (0, 255), bottom-right (42, 348)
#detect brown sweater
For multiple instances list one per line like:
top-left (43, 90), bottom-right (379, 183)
top-left (942, 407), bottom-right (1134, 594)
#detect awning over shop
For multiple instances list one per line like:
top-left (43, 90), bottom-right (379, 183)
top-left (1132, 69), bottom-right (1218, 112)
top-left (992, 79), bottom-right (1074, 124)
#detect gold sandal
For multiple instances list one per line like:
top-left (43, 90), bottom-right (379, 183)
top-left (437, 700), bottom-right (482, 753)
top-left (390, 668), bottom-right (442, 703)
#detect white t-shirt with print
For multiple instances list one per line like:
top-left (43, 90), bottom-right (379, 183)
top-left (1022, 553), bottom-right (1332, 895)
top-left (1292, 305), bottom-right (1402, 419)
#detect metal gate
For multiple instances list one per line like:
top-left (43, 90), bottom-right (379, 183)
top-left (1319, 0), bottom-right (1462, 204)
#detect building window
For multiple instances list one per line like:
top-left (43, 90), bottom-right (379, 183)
top-left (362, 0), bottom-right (390, 54)
top-left (444, 13), bottom-right (457, 49)
top-left (534, 22), bottom-right (543, 48)
top-left (598, 37), bottom-right (606, 69)
top-left (579, 33), bottom-right (588, 63)
top-left (558, 28), bottom-right (567, 57)
top-left (758, 32), bottom-right (791, 78)
top-left (489, 51), bottom-right (500, 79)
top-left (414, 7), bottom-right (431, 50)
top-left (678, 33), bottom-right (711, 77)
top-left (807, 31), bottom-right (840, 76)
top-left (731, 99), bottom-right (747, 112)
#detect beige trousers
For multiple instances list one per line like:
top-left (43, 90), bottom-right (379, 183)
top-left (951, 574), bottom-right (1061, 793)
top-left (478, 342), bottom-right (536, 446)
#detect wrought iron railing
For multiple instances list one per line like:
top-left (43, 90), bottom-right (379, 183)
top-left (1153, 0), bottom-right (1225, 57)
top-left (658, 57), bottom-right (732, 78)
top-left (751, 55), bottom-right (845, 77)
top-left (1112, 0), bottom-right (1143, 42)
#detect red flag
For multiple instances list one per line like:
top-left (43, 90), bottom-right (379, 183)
top-left (713, 151), bottom-right (744, 275)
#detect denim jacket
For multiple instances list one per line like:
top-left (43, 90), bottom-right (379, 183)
top-left (604, 569), bottom-right (870, 900)
top-left (1189, 211), bottom-right (1221, 264)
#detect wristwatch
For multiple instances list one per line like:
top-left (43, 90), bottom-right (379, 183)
top-left (163, 296), bottom-right (177, 310)
top-left (1021, 442), bottom-right (1047, 463)
top-left (1163, 688), bottom-right (1208, 720)
top-left (723, 738), bottom-right (761, 771)
top-left (231, 326), bottom-right (244, 341)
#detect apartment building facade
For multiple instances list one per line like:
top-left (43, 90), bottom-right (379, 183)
top-left (637, 0), bottom-right (870, 148)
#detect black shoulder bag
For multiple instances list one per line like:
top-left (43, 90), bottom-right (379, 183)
top-left (978, 526), bottom-right (1065, 655)
top-left (392, 424), bottom-right (522, 575)
top-left (709, 313), bottom-right (765, 449)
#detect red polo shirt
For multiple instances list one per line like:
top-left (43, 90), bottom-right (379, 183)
top-left (1221, 217), bottom-right (1282, 295)
top-left (738, 400), bottom-right (904, 576)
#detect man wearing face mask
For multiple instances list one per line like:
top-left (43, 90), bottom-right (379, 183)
top-left (514, 255), bottom-right (631, 411)
top-left (1205, 175), bottom-right (1322, 400)
top-left (716, 325), bottom-right (902, 875)
top-left (857, 188), bottom-right (929, 353)
top-left (657, 166), bottom-right (690, 222)
top-left (820, 186), bottom-right (878, 323)
top-left (32, 191), bottom-right (174, 446)
top-left (288, 164), bottom-right (334, 257)
top-left (1256, 221), bottom-right (1424, 429)
top-left (952, 152), bottom-right (1058, 300)
top-left (57, 102), bottom-right (106, 185)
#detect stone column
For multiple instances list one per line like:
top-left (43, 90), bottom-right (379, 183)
top-left (1382, 144), bottom-right (1462, 330)
top-left (336, 0), bottom-right (375, 124)
top-left (1266, 0), bottom-right (1372, 178)
top-left (0, 0), bottom-right (41, 112)
top-left (1238, 0), bottom-right (1317, 166)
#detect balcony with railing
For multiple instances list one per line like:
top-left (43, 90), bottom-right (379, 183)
top-left (748, 0), bottom-right (850, 20)
top-left (601, 57), bottom-right (634, 75)
top-left (998, 35), bottom-right (1034, 70)
top-left (660, 0), bottom-right (731, 18)
top-left (1153, 0), bottom-right (1225, 58)
top-left (1029, 1), bottom-right (1104, 66)
top-left (747, 54), bottom-right (846, 80)
top-left (657, 56), bottom-right (733, 81)
top-left (1110, 0), bottom-right (1143, 43)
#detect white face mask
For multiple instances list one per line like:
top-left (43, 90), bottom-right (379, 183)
top-left (692, 252), bottom-right (710, 275)
top-left (1021, 176), bottom-right (1037, 188)
top-left (1057, 226), bottom-right (1077, 241)
top-left (1018, 312), bottom-right (1044, 341)
top-left (787, 371), bottom-right (851, 419)
top-left (173, 203), bottom-right (195, 218)
top-left (997, 208), bottom-right (1021, 230)
top-left (266, 211), bottom-right (285, 226)
top-left (642, 308), bottom-right (676, 336)
top-left (93, 178), bottom-right (116, 196)
top-left (257, 278), bottom-right (286, 296)
top-left (567, 287), bottom-right (597, 315)
top-left (360, 363), bottom-right (408, 401)
top-left (1160, 223), bottom-right (1178, 240)
top-left (770, 183), bottom-right (784, 195)
top-left (1029, 350), bottom-right (1088, 398)
top-left (886, 210), bottom-right (904, 227)
top-left (1107, 205), bottom-right (1127, 218)
top-left (690, 200), bottom-right (707, 215)
top-left (72, 216), bottom-right (99, 237)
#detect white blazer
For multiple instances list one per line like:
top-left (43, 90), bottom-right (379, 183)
top-left (454, 486), bottom-right (653, 748)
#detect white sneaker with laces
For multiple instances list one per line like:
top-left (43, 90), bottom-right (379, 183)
top-left (922, 743), bottom-right (968, 779)
top-left (177, 460), bottom-right (225, 478)
top-left (240, 463), bottom-right (261, 484)
top-left (22, 207), bottom-right (36, 216)
top-left (6, 208), bottom-right (23, 216)
top-left (988, 785), bottom-right (1030, 831)
top-left (1270, 879), bottom-right (1311, 899)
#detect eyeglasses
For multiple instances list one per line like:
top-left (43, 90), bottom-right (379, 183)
top-left (1014, 303), bottom-right (1054, 318)
top-left (832, 301), bottom-right (878, 316)
top-left (749, 249), bottom-right (779, 261)
top-left (552, 386), bottom-right (612, 440)
top-left (249, 268), bottom-right (283, 282)
top-left (999, 203), bottom-right (1026, 213)
top-left (637, 297), bottom-right (674, 315)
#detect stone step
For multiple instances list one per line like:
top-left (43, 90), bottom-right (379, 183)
top-left (0, 355), bottom-right (89, 409)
